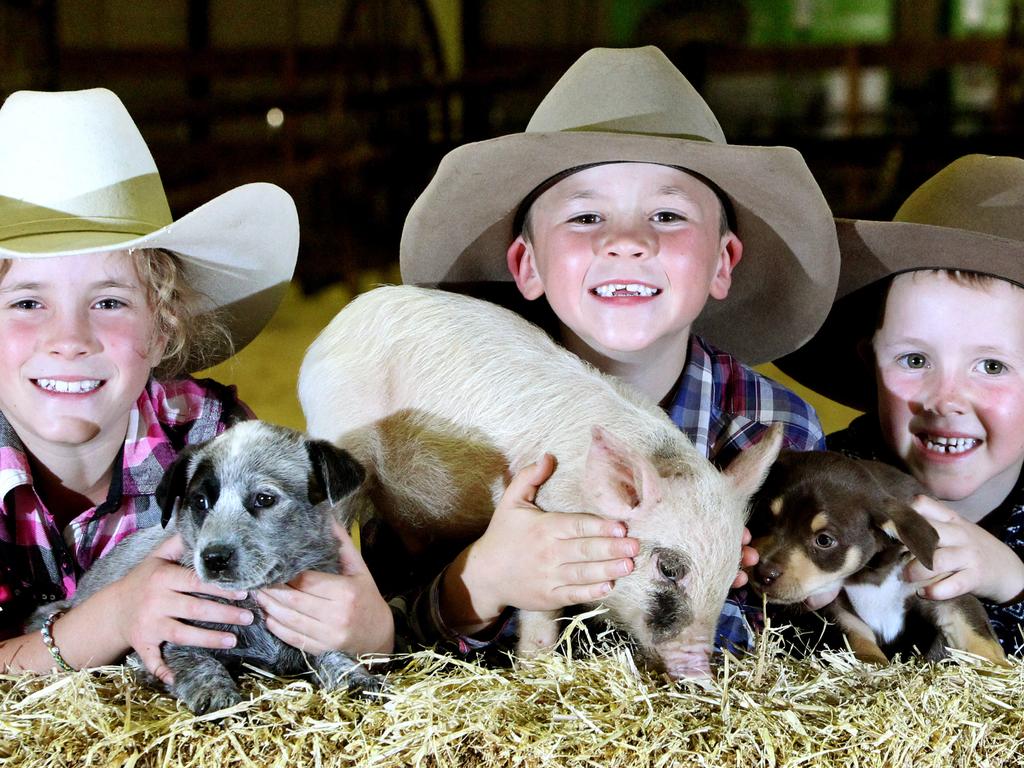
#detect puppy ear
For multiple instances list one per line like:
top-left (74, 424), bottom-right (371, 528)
top-left (868, 498), bottom-right (939, 570)
top-left (156, 445), bottom-right (198, 528)
top-left (306, 439), bottom-right (366, 505)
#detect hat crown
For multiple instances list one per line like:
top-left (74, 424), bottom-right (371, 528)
top-left (895, 154), bottom-right (1024, 243)
top-left (0, 88), bottom-right (172, 249)
top-left (526, 46), bottom-right (727, 143)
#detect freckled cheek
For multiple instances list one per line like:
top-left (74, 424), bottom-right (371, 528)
top-left (975, 388), bottom-right (1024, 448)
top-left (876, 369), bottom-right (919, 412)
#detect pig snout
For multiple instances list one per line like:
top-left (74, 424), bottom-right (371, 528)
top-left (656, 642), bottom-right (713, 679)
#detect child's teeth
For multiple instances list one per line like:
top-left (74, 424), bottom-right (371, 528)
top-left (924, 436), bottom-right (978, 454)
top-left (594, 283), bottom-right (658, 297)
top-left (37, 379), bottom-right (102, 394)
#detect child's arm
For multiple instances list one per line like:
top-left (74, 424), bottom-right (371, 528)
top-left (904, 496), bottom-right (1024, 604)
top-left (254, 522), bottom-right (395, 656)
top-left (0, 535), bottom-right (253, 680)
top-left (438, 454), bottom-right (640, 637)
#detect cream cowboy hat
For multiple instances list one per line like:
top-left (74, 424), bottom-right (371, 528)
top-left (400, 46), bottom-right (840, 364)
top-left (0, 87), bottom-right (298, 370)
top-left (776, 154), bottom-right (1024, 410)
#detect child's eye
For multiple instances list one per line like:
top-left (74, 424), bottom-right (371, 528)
top-left (568, 213), bottom-right (601, 225)
top-left (978, 359), bottom-right (1007, 375)
top-left (651, 211), bottom-right (685, 223)
top-left (897, 353), bottom-right (928, 369)
top-left (93, 298), bottom-right (128, 310)
top-left (9, 299), bottom-right (42, 310)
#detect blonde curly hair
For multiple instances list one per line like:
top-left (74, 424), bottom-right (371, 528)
top-left (132, 248), bottom-right (233, 377)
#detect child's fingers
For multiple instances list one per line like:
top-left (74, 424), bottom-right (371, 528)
top-left (560, 532), bottom-right (638, 563)
top-left (731, 570), bottom-right (750, 589)
top-left (151, 533), bottom-right (185, 562)
top-left (546, 510), bottom-right (630, 542)
top-left (507, 453), bottom-right (557, 504)
top-left (910, 495), bottom-right (960, 524)
top-left (551, 580), bottom-right (614, 606)
top-left (916, 570), bottom-right (971, 601)
top-left (331, 520), bottom-right (369, 575)
top-left (739, 544), bottom-right (758, 568)
top-left (137, 643), bottom-right (174, 686)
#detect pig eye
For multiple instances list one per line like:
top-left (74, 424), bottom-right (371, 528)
top-left (252, 492), bottom-right (277, 509)
top-left (656, 553), bottom-right (688, 583)
top-left (813, 533), bottom-right (837, 549)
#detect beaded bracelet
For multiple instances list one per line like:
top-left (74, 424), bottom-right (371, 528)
top-left (40, 610), bottom-right (75, 672)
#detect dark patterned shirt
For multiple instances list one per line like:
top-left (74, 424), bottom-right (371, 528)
top-left (386, 334), bottom-right (826, 654)
top-left (829, 414), bottom-right (1024, 656)
top-left (0, 377), bottom-right (249, 639)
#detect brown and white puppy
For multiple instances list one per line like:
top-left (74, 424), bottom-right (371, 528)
top-left (746, 450), bottom-right (1006, 665)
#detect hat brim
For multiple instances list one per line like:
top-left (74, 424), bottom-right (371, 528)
top-left (400, 131), bottom-right (839, 364)
top-left (0, 182), bottom-right (298, 370)
top-left (775, 218), bottom-right (1024, 409)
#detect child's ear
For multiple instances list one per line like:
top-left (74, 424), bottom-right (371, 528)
top-left (708, 232), bottom-right (743, 301)
top-left (507, 235), bottom-right (545, 300)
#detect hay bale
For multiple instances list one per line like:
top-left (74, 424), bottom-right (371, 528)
top-left (2, 624), bottom-right (1021, 768)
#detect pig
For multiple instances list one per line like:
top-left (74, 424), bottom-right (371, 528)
top-left (298, 285), bottom-right (782, 678)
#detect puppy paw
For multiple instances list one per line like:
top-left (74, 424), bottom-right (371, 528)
top-left (178, 682), bottom-right (244, 716)
top-left (315, 650), bottom-right (385, 698)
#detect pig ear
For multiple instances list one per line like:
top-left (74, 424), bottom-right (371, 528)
top-left (867, 498), bottom-right (939, 570)
top-left (582, 426), bottom-right (662, 520)
top-left (723, 422), bottom-right (784, 498)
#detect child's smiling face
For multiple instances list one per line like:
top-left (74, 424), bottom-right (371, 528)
top-left (508, 162), bottom-right (741, 363)
top-left (872, 271), bottom-right (1024, 514)
top-left (0, 250), bottom-right (165, 456)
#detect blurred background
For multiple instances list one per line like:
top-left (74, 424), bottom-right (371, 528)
top-left (3, 0), bottom-right (1022, 431)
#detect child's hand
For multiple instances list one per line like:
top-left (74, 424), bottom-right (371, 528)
top-left (904, 496), bottom-right (1024, 605)
top-left (733, 527), bottom-right (758, 589)
top-left (255, 521), bottom-right (395, 657)
top-left (107, 534), bottom-right (252, 685)
top-left (443, 454), bottom-right (640, 634)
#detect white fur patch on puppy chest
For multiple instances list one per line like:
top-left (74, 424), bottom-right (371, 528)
top-left (843, 569), bottom-right (917, 644)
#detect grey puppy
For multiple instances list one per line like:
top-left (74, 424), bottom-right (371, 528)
top-left (32, 421), bottom-right (383, 715)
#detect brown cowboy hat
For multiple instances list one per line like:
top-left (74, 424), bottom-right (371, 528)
top-left (776, 154), bottom-right (1024, 410)
top-left (399, 46), bottom-right (840, 364)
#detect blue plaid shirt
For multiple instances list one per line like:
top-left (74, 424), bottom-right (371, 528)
top-left (387, 334), bottom-right (825, 655)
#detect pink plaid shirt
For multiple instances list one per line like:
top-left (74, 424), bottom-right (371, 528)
top-left (0, 377), bottom-right (249, 639)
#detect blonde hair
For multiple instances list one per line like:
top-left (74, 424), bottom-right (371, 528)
top-left (0, 249), bottom-right (233, 378)
top-left (132, 248), bottom-right (233, 377)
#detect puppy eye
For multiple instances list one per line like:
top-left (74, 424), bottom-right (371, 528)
top-left (253, 493), bottom-right (277, 509)
top-left (813, 533), bottom-right (837, 549)
top-left (189, 493), bottom-right (209, 512)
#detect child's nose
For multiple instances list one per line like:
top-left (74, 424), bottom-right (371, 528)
top-left (602, 222), bottom-right (654, 259)
top-left (45, 311), bottom-right (101, 358)
top-left (919, 371), bottom-right (967, 416)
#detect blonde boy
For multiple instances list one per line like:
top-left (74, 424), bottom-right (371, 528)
top-left (392, 47), bottom-right (841, 654)
top-left (779, 155), bottom-right (1024, 653)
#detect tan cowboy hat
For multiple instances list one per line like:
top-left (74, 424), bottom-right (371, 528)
top-left (776, 154), bottom-right (1024, 410)
top-left (0, 87), bottom-right (299, 370)
top-left (400, 46), bottom-right (840, 364)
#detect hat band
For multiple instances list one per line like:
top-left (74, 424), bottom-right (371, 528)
top-left (559, 125), bottom-right (717, 143)
top-left (0, 216), bottom-right (162, 244)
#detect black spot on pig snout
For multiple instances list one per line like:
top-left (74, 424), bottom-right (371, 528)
top-left (648, 588), bottom-right (693, 642)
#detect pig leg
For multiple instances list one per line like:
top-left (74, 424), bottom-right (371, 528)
top-left (516, 609), bottom-right (561, 658)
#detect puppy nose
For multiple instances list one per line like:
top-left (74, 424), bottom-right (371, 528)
top-left (754, 561), bottom-right (782, 587)
top-left (202, 545), bottom-right (235, 574)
